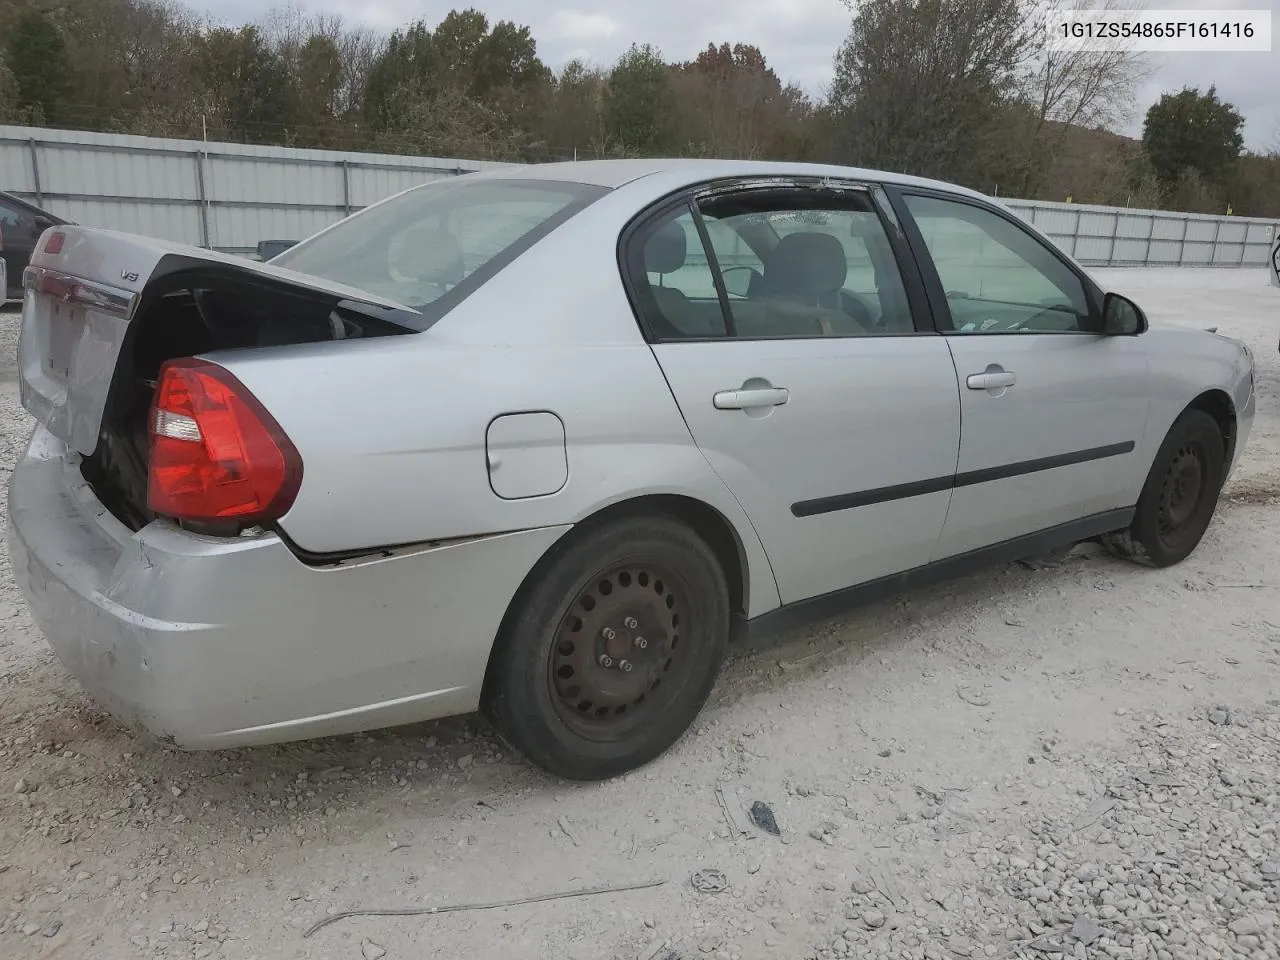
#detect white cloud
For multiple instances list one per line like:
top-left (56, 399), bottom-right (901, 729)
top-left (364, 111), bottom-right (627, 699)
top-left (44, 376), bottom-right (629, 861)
top-left (547, 10), bottom-right (621, 41)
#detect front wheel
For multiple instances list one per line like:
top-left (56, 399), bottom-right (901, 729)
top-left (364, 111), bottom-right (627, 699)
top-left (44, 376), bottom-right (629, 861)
top-left (483, 514), bottom-right (731, 780)
top-left (1105, 409), bottom-right (1226, 567)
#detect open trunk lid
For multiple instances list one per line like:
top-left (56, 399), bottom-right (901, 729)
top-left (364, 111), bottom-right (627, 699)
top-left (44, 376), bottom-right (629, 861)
top-left (18, 225), bottom-right (422, 459)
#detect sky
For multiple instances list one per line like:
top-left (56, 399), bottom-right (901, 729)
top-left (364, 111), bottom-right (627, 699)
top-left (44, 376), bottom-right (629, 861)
top-left (199, 0), bottom-right (1280, 151)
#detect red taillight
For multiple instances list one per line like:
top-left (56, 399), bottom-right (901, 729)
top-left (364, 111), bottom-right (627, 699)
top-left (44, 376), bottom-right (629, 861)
top-left (43, 231), bottom-right (65, 255)
top-left (147, 359), bottom-right (302, 524)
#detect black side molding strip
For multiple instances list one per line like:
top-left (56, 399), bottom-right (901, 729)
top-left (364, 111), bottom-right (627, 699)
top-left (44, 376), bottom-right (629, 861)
top-left (738, 507), bottom-right (1134, 646)
top-left (791, 475), bottom-right (953, 518)
top-left (954, 441), bottom-right (1135, 489)
top-left (791, 441), bottom-right (1136, 518)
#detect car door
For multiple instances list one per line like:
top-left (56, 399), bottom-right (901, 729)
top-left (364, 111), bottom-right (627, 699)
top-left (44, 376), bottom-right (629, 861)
top-left (0, 197), bottom-right (31, 300)
top-left (889, 188), bottom-right (1150, 559)
top-left (622, 180), bottom-right (961, 606)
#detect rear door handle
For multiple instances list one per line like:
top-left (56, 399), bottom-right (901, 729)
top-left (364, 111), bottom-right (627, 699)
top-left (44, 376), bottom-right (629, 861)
top-left (966, 371), bottom-right (1017, 390)
top-left (713, 387), bottom-right (790, 410)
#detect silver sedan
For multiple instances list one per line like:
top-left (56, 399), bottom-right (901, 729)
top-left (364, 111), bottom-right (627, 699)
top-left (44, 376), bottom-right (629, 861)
top-left (7, 159), bottom-right (1255, 779)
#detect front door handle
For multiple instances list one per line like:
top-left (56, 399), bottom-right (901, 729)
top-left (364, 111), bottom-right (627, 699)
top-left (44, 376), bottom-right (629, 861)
top-left (966, 370), bottom-right (1017, 390)
top-left (713, 386), bottom-right (790, 410)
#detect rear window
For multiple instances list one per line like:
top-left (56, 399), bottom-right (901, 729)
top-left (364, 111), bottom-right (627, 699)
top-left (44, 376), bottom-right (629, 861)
top-left (272, 178), bottom-right (606, 317)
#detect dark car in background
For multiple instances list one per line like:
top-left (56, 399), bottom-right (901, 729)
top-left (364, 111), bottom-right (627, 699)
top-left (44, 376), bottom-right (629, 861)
top-left (1, 192), bottom-right (68, 301)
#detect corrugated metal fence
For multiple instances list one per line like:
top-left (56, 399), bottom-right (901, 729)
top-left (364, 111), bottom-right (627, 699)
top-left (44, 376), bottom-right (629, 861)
top-left (1003, 198), bottom-right (1276, 268)
top-left (2, 125), bottom-right (1276, 266)
top-left (0, 126), bottom-right (514, 256)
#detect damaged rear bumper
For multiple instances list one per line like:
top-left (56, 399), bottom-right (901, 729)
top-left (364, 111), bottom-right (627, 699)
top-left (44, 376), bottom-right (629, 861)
top-left (7, 425), bottom-right (569, 748)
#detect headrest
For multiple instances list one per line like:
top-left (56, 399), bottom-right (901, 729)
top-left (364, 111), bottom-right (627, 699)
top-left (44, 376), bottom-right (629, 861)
top-left (764, 232), bottom-right (847, 295)
top-left (392, 226), bottom-right (465, 286)
top-left (644, 220), bottom-right (688, 275)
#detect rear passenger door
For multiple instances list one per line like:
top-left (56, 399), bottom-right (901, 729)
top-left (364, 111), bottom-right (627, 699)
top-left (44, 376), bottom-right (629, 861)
top-left (623, 180), bottom-right (961, 606)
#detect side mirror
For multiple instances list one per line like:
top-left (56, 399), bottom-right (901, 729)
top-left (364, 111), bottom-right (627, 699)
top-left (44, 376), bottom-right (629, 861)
top-left (1103, 292), bottom-right (1147, 336)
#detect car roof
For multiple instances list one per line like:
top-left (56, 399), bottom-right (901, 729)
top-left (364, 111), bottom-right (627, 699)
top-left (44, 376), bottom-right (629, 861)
top-left (474, 158), bottom-right (990, 201)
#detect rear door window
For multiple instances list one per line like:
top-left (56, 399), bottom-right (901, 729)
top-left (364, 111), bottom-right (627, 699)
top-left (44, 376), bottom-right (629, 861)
top-left (697, 189), bottom-right (918, 338)
top-left (623, 185), bottom-right (921, 341)
top-left (629, 206), bottom-right (731, 339)
top-left (0, 199), bottom-right (30, 240)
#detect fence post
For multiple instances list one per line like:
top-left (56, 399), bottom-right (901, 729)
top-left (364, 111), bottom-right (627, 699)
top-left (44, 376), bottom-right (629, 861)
top-left (1143, 214), bottom-right (1155, 267)
top-left (27, 139), bottom-right (43, 205)
top-left (1210, 218), bottom-right (1222, 266)
top-left (1071, 208), bottom-right (1082, 258)
top-left (1107, 211), bottom-right (1118, 266)
top-left (340, 159), bottom-right (352, 216)
top-left (193, 150), bottom-right (211, 249)
top-left (1177, 216), bottom-right (1189, 266)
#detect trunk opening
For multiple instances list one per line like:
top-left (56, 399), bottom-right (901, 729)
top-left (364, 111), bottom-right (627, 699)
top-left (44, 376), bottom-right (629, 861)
top-left (81, 260), bottom-right (418, 534)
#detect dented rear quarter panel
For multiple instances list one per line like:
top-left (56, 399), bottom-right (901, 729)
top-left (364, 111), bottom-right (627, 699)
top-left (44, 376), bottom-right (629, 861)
top-left (212, 184), bottom-right (783, 618)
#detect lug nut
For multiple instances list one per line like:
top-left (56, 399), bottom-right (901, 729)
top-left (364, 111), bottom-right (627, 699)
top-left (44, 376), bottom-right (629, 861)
top-left (633, 636), bottom-right (648, 650)
top-left (602, 627), bottom-right (617, 641)
top-left (619, 660), bottom-right (634, 673)
top-left (624, 616), bottom-right (639, 629)
top-left (598, 654), bottom-right (613, 668)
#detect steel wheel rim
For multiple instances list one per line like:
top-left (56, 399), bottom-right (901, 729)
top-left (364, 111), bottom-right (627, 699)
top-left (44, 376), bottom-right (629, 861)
top-left (1157, 443), bottom-right (1206, 547)
top-left (548, 560), bottom-right (693, 742)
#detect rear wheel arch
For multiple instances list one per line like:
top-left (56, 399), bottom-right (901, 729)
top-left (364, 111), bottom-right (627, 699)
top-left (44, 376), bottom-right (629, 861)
top-left (482, 494), bottom-right (748, 693)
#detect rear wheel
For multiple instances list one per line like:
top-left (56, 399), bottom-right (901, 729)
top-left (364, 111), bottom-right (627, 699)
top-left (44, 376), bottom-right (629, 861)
top-left (1104, 409), bottom-right (1226, 567)
top-left (483, 514), bottom-right (730, 780)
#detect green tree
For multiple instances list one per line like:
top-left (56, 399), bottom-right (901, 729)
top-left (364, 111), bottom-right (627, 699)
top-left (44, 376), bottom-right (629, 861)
top-left (0, 48), bottom-right (23, 124)
top-left (603, 43), bottom-right (675, 155)
top-left (672, 42), bottom-right (815, 159)
top-left (295, 34), bottom-right (344, 141)
top-left (362, 10), bottom-right (548, 136)
top-left (1141, 86), bottom-right (1245, 191)
top-left (5, 10), bottom-right (71, 123)
top-left (828, 0), bottom-right (1032, 185)
top-left (363, 21), bottom-right (435, 132)
top-left (475, 19), bottom-right (550, 95)
top-left (200, 26), bottom-right (299, 143)
top-left (429, 8), bottom-right (489, 90)
top-left (543, 59), bottom-right (608, 158)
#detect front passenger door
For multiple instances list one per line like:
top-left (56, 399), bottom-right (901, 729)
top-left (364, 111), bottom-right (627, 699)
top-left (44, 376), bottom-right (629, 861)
top-left (894, 190), bottom-right (1150, 559)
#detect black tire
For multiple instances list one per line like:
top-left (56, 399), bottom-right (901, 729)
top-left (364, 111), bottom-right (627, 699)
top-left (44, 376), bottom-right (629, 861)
top-left (1105, 409), bottom-right (1226, 567)
top-left (482, 514), bottom-right (731, 781)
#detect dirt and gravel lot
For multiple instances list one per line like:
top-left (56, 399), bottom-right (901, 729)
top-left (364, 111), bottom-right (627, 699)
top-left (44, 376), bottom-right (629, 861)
top-left (1, 267), bottom-right (1278, 960)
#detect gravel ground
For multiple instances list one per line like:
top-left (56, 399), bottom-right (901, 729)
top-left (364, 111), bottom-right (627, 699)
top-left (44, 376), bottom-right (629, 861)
top-left (1, 267), bottom-right (1279, 960)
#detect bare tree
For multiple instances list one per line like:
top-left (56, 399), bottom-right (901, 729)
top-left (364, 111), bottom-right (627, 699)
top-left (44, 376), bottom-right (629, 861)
top-left (1016, 0), bottom-right (1151, 190)
top-left (256, 4), bottom-right (383, 138)
top-left (1027, 0), bottom-right (1149, 130)
top-left (334, 26), bottom-right (384, 119)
